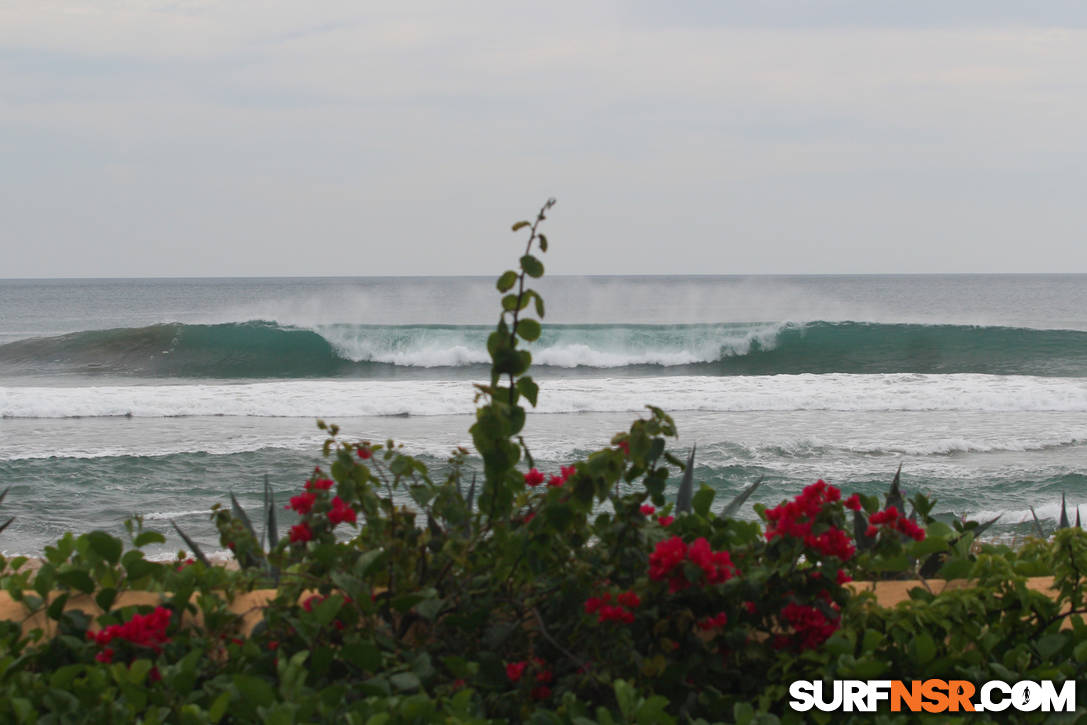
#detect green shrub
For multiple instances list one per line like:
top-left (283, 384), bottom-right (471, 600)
top-left (1, 201), bottom-right (1084, 723)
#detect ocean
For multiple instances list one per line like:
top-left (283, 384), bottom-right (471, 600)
top-left (2, 274), bottom-right (1086, 558)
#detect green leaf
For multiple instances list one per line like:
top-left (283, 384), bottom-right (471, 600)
top-left (57, 569), bottom-right (95, 594)
top-left (389, 672), bottom-right (421, 692)
top-left (355, 548), bottom-right (387, 578)
top-left (733, 702), bottom-right (755, 725)
top-left (133, 531), bottom-right (166, 548)
top-left (233, 675), bottom-right (275, 707)
top-left (938, 557), bottom-right (974, 580)
top-left (497, 270), bottom-right (518, 292)
top-left (1073, 639), bottom-right (1087, 663)
top-left (533, 293), bottom-right (545, 318)
top-left (511, 220), bottom-right (530, 232)
top-left (516, 377), bottom-right (539, 407)
top-left (208, 691), bottom-right (232, 723)
top-left (1036, 633), bottom-right (1067, 660)
top-left (517, 318), bottom-right (541, 342)
top-left (537, 233), bottom-right (548, 252)
top-left (128, 659), bottom-right (152, 684)
top-left (614, 679), bottom-right (636, 719)
top-left (911, 633), bottom-right (937, 665)
top-left (96, 587), bottom-right (117, 611)
top-left (46, 593), bottom-right (69, 621)
top-left (502, 294), bottom-right (520, 311)
top-left (692, 484), bottom-right (715, 518)
top-left (86, 531), bottom-right (122, 564)
top-left (343, 640), bottom-right (382, 671)
top-left (313, 595), bottom-right (343, 627)
top-left (520, 255), bottom-right (544, 278)
top-left (415, 597), bottom-right (444, 621)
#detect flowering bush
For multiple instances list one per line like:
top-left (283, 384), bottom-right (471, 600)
top-left (0, 201), bottom-right (1084, 723)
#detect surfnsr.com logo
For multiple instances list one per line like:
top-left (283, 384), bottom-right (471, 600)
top-left (789, 680), bottom-right (1076, 713)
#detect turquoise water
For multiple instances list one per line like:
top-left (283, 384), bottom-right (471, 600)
top-left (1, 274), bottom-right (1086, 556)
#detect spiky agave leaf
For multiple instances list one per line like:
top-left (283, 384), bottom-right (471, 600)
top-left (170, 520), bottom-right (210, 565)
top-left (1029, 506), bottom-right (1046, 537)
top-left (0, 517), bottom-right (13, 536)
top-left (886, 464), bottom-right (904, 515)
top-left (854, 510), bottom-right (876, 552)
top-left (1078, 507), bottom-right (1082, 529)
top-left (264, 475), bottom-right (279, 549)
top-left (1059, 493), bottom-right (1070, 529)
top-left (972, 514), bottom-right (1002, 539)
top-left (230, 492), bottom-right (256, 537)
top-left (0, 486), bottom-right (9, 506)
top-left (721, 477), bottom-right (764, 520)
top-left (675, 444), bottom-right (696, 514)
top-left (228, 492), bottom-right (263, 569)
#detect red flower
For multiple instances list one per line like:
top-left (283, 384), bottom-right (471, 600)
top-left (506, 661), bottom-right (527, 682)
top-left (357, 445), bottom-right (372, 460)
top-left (176, 557), bottom-right (195, 571)
top-left (744, 601), bottom-right (757, 615)
top-left (597, 604), bottom-right (635, 624)
top-left (764, 480), bottom-right (855, 561)
top-left (532, 685), bottom-right (552, 700)
top-left (697, 612), bottom-right (727, 631)
top-left (837, 570), bottom-right (853, 584)
top-left (657, 515), bottom-right (674, 527)
top-left (286, 491), bottom-right (317, 515)
top-left (617, 590), bottom-right (640, 609)
top-left (560, 465), bottom-right (576, 480)
top-left (148, 667), bottom-right (161, 683)
top-left (780, 603), bottom-right (840, 650)
top-left (649, 536), bottom-right (690, 592)
top-left (865, 525), bottom-right (878, 538)
top-left (289, 522), bottom-right (313, 543)
top-left (844, 494), bottom-right (862, 511)
top-left (302, 595), bottom-right (324, 612)
top-left (584, 597), bottom-right (603, 614)
top-left (87, 607), bottom-right (172, 656)
top-left (617, 440), bottom-right (630, 456)
top-left (328, 496), bottom-right (357, 526)
top-left (895, 517), bottom-right (926, 541)
top-left (640, 505), bottom-right (656, 516)
top-left (305, 478), bottom-right (334, 491)
top-left (268, 640), bottom-right (279, 651)
top-left (547, 474), bottom-right (565, 487)
top-left (524, 469), bottom-right (545, 487)
top-left (536, 669), bottom-right (553, 684)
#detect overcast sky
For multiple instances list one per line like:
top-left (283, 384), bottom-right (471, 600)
top-left (2, 1), bottom-right (1086, 277)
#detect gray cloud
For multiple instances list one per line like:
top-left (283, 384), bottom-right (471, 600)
top-left (1, 2), bottom-right (1085, 276)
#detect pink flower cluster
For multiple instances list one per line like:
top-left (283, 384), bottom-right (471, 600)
top-left (87, 606), bottom-right (172, 663)
top-left (524, 465), bottom-right (575, 488)
top-left (286, 474), bottom-right (359, 544)
top-left (697, 612), bottom-right (728, 631)
top-left (764, 480), bottom-right (856, 561)
top-left (865, 506), bottom-right (925, 541)
top-left (584, 590), bottom-right (641, 624)
top-left (328, 496), bottom-right (357, 525)
top-left (778, 602), bottom-right (840, 651)
top-left (506, 658), bottom-right (553, 700)
top-left (649, 536), bottom-right (737, 593)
